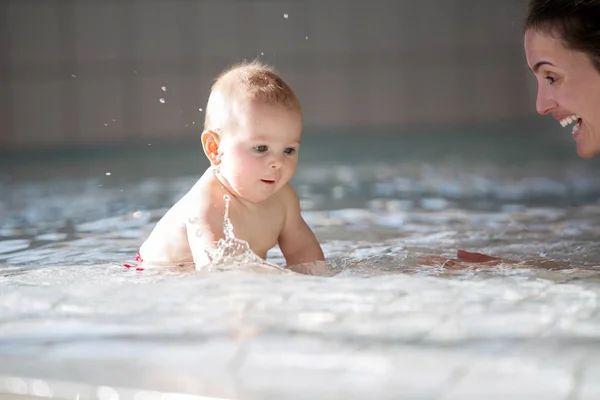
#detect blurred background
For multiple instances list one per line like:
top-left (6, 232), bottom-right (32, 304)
top-left (1, 0), bottom-right (533, 151)
top-left (5, 4), bottom-right (600, 398)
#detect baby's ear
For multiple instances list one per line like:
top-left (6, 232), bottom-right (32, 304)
top-left (201, 130), bottom-right (221, 164)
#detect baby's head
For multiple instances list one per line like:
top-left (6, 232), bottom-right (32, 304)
top-left (201, 60), bottom-right (304, 203)
top-left (203, 60), bottom-right (302, 132)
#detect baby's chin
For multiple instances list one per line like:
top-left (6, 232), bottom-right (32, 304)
top-left (242, 184), bottom-right (287, 203)
top-left (243, 190), bottom-right (278, 203)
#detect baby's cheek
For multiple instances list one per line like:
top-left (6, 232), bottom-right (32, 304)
top-left (285, 159), bottom-right (298, 174)
top-left (234, 157), bottom-right (260, 179)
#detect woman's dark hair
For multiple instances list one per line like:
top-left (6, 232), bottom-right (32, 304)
top-left (525, 0), bottom-right (600, 72)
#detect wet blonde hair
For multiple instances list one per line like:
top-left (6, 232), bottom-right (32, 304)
top-left (203, 60), bottom-right (302, 131)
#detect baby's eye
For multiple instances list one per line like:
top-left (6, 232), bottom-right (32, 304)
top-left (545, 75), bottom-right (557, 84)
top-left (284, 147), bottom-right (296, 155)
top-left (254, 145), bottom-right (268, 153)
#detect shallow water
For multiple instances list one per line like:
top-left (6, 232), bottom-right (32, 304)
top-left (1, 124), bottom-right (600, 399)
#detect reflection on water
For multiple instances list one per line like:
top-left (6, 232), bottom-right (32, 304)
top-left (1, 127), bottom-right (600, 399)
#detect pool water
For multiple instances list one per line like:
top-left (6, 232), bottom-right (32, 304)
top-left (1, 122), bottom-right (600, 399)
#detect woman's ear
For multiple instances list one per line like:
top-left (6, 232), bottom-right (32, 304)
top-left (201, 130), bottom-right (221, 165)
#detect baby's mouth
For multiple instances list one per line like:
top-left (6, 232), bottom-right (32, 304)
top-left (261, 179), bottom-right (276, 185)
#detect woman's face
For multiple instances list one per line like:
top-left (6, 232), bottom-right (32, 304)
top-left (524, 29), bottom-right (600, 159)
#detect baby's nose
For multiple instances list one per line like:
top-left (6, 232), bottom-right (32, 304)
top-left (269, 156), bottom-right (283, 169)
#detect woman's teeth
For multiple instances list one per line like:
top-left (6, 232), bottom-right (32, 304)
top-left (560, 114), bottom-right (581, 127)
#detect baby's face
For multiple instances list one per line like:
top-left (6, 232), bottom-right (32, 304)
top-left (217, 101), bottom-right (302, 203)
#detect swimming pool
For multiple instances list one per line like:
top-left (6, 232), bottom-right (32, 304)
top-left (1, 121), bottom-right (600, 399)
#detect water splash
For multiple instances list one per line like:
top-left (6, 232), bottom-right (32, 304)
top-left (204, 193), bottom-right (287, 273)
top-left (222, 194), bottom-right (235, 241)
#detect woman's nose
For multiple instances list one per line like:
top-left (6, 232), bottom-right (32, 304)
top-left (536, 85), bottom-right (557, 115)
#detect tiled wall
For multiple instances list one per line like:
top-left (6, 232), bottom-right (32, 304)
top-left (0, 0), bottom-right (535, 149)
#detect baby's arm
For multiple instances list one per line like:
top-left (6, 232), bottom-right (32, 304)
top-left (278, 186), bottom-right (325, 267)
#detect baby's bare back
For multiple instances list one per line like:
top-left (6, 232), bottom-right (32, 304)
top-left (139, 170), bottom-right (289, 267)
top-left (138, 186), bottom-right (199, 265)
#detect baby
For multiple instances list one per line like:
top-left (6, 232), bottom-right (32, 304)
top-left (138, 60), bottom-right (325, 269)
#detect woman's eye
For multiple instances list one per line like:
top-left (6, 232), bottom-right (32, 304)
top-left (254, 145), bottom-right (268, 153)
top-left (284, 147), bottom-right (296, 155)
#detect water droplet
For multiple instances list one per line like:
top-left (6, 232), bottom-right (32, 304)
top-left (133, 70), bottom-right (138, 74)
top-left (260, 52), bottom-right (264, 56)
top-left (105, 172), bottom-right (111, 176)
top-left (283, 13), bottom-right (288, 18)
top-left (159, 98), bottom-right (165, 103)
top-left (305, 36), bottom-right (309, 40)
top-left (31, 380), bottom-right (52, 397)
top-left (161, 86), bottom-right (167, 91)
top-left (71, 74), bottom-right (77, 78)
top-left (112, 119), bottom-right (116, 122)
top-left (148, 143), bottom-right (152, 146)
top-left (185, 124), bottom-right (189, 127)
top-left (104, 123), bottom-right (108, 126)
top-left (97, 386), bottom-right (119, 400)
top-left (198, 108), bottom-right (203, 112)
top-left (192, 121), bottom-right (195, 125)
top-left (5, 377), bottom-right (27, 394)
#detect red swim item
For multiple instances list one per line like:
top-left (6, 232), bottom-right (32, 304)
top-left (456, 249), bottom-right (502, 263)
top-left (123, 253), bottom-right (144, 271)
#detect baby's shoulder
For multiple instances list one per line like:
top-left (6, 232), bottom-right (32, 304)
top-left (273, 183), bottom-right (301, 211)
top-left (175, 174), bottom-right (225, 221)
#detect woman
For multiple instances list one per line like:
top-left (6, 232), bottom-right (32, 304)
top-left (422, 1), bottom-right (600, 269)
top-left (524, 0), bottom-right (600, 159)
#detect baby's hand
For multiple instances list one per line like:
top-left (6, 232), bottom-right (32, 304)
top-left (286, 260), bottom-right (337, 276)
